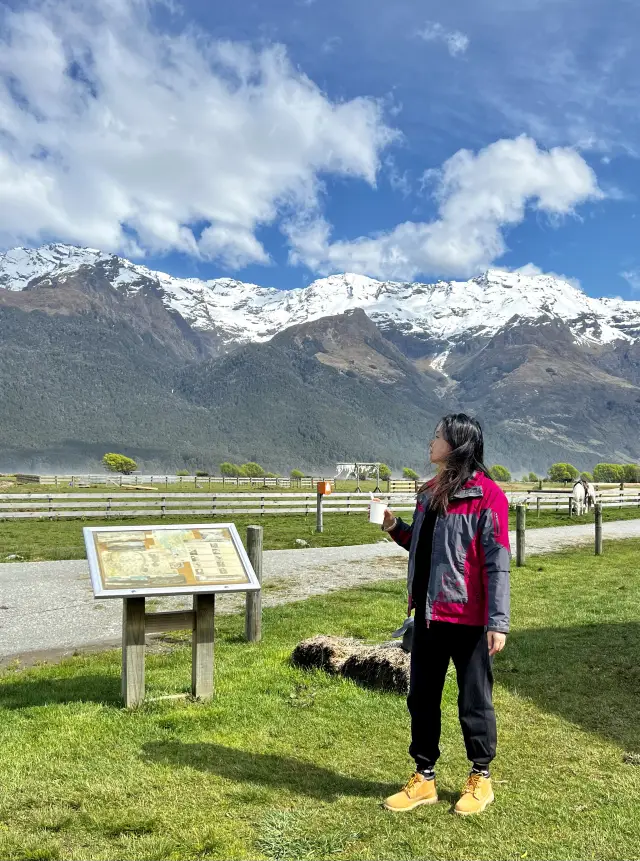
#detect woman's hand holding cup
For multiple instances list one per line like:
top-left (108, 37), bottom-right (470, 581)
top-left (368, 496), bottom-right (395, 529)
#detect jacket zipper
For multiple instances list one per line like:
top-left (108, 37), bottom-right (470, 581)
top-left (424, 513), bottom-right (438, 628)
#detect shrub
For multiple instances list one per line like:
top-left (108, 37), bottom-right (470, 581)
top-left (220, 462), bottom-right (246, 477)
top-left (176, 469), bottom-right (190, 476)
top-left (102, 453), bottom-right (137, 475)
top-left (548, 463), bottom-right (579, 482)
top-left (527, 472), bottom-right (538, 482)
top-left (378, 463), bottom-right (392, 481)
top-left (195, 470), bottom-right (209, 477)
top-left (402, 467), bottom-right (419, 481)
top-left (242, 462), bottom-right (265, 477)
top-left (490, 465), bottom-right (511, 482)
top-left (290, 469), bottom-right (305, 479)
top-left (593, 463), bottom-right (625, 483)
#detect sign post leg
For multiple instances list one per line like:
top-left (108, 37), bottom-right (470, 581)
top-left (122, 596), bottom-right (146, 708)
top-left (245, 525), bottom-right (263, 641)
top-left (192, 594), bottom-right (215, 700)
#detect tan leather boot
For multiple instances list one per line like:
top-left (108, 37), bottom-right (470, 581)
top-left (383, 772), bottom-right (438, 812)
top-left (454, 773), bottom-right (494, 815)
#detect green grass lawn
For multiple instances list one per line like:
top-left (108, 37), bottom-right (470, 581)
top-left (1, 505), bottom-right (639, 563)
top-left (0, 541), bottom-right (639, 860)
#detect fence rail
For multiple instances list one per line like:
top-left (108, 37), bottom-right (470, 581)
top-left (1, 487), bottom-right (639, 521)
top-left (0, 491), bottom-right (416, 521)
top-left (506, 489), bottom-right (640, 513)
top-left (14, 473), bottom-right (336, 489)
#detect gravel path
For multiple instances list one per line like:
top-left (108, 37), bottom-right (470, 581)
top-left (1, 520), bottom-right (638, 665)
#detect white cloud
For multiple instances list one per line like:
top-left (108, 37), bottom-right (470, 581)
top-left (417, 22), bottom-right (469, 57)
top-left (321, 36), bottom-right (341, 54)
top-left (509, 263), bottom-right (582, 291)
top-left (287, 136), bottom-right (603, 281)
top-left (385, 157), bottom-right (411, 197)
top-left (621, 270), bottom-right (640, 291)
top-left (0, 0), bottom-right (396, 266)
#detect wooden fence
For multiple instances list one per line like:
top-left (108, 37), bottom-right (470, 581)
top-left (505, 489), bottom-right (640, 513)
top-left (0, 491), bottom-right (417, 520)
top-left (1, 488), bottom-right (638, 521)
top-left (14, 474), bottom-right (334, 490)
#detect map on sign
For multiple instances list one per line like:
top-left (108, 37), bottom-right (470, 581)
top-left (83, 523), bottom-right (260, 598)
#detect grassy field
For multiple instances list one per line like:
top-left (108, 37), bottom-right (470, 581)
top-left (1, 505), bottom-right (639, 563)
top-left (0, 540), bottom-right (638, 860)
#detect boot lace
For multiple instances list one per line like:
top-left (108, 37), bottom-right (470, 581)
top-left (462, 773), bottom-right (483, 797)
top-left (402, 772), bottom-right (424, 795)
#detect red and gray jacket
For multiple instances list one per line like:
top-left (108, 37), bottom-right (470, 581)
top-left (389, 471), bottom-right (511, 632)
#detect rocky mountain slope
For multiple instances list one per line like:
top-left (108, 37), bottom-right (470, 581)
top-left (1, 243), bottom-right (639, 474)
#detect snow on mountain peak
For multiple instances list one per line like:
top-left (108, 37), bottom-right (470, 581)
top-left (0, 244), bottom-right (638, 348)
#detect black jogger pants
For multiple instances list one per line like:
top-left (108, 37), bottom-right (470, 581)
top-left (408, 618), bottom-right (497, 770)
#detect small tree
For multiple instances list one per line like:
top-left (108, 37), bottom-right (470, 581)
top-left (290, 469), bottom-right (305, 479)
top-left (264, 472), bottom-right (279, 478)
top-left (242, 462), bottom-right (265, 478)
top-left (580, 471), bottom-right (594, 482)
top-left (402, 467), bottom-right (419, 481)
top-left (221, 462), bottom-right (247, 477)
top-left (378, 463), bottom-right (392, 481)
top-left (594, 463), bottom-right (625, 483)
top-left (102, 452), bottom-right (137, 475)
top-left (490, 465), bottom-right (511, 483)
top-left (527, 472), bottom-right (538, 482)
top-left (623, 463), bottom-right (640, 483)
top-left (548, 463), bottom-right (579, 483)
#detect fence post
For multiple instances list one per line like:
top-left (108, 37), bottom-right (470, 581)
top-left (316, 492), bottom-right (323, 533)
top-left (245, 525), bottom-right (263, 642)
top-left (595, 503), bottom-right (603, 556)
top-left (536, 497), bottom-right (541, 519)
top-left (516, 504), bottom-right (526, 567)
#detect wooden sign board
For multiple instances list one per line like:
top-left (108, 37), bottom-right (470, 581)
top-left (83, 523), bottom-right (260, 598)
top-left (83, 523), bottom-right (263, 707)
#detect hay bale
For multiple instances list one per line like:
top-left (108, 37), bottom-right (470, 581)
top-left (291, 635), bottom-right (365, 673)
top-left (342, 643), bottom-right (410, 694)
top-left (292, 635), bottom-right (410, 694)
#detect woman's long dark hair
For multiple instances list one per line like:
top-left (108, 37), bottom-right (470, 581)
top-left (419, 414), bottom-right (491, 514)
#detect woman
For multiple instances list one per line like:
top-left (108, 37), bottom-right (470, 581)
top-left (381, 414), bottom-right (510, 816)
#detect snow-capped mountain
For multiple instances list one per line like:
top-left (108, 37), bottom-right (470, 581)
top-left (2, 243), bottom-right (640, 475)
top-left (1, 243), bottom-right (639, 353)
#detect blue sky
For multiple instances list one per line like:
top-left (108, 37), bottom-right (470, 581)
top-left (1, 0), bottom-right (640, 299)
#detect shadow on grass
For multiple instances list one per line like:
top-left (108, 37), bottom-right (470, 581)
top-left (500, 622), bottom-right (640, 753)
top-left (0, 672), bottom-right (120, 709)
top-left (142, 741), bottom-right (395, 800)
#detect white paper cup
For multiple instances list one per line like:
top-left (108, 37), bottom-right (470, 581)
top-left (369, 500), bottom-right (387, 525)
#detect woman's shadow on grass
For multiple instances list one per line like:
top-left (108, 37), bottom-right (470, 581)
top-left (142, 740), bottom-right (396, 801)
top-left (499, 621), bottom-right (640, 754)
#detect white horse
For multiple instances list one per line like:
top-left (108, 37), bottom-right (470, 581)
top-left (571, 481), bottom-right (596, 516)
